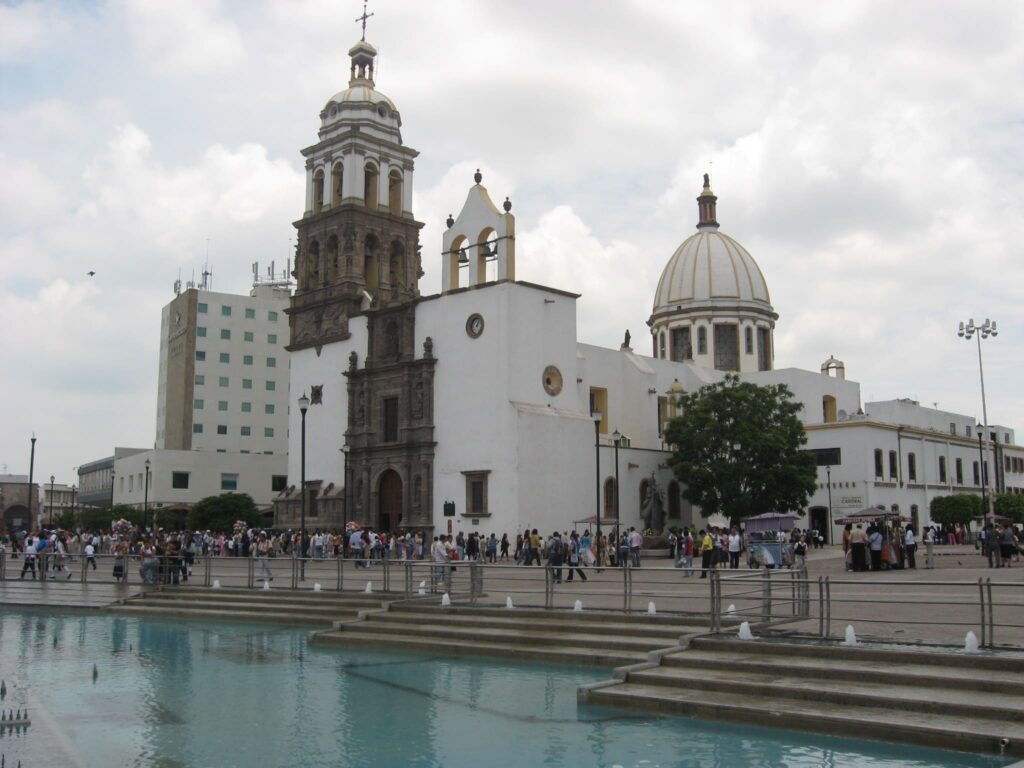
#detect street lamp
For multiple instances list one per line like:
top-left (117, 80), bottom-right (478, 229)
top-left (958, 318), bottom-right (997, 519)
top-left (612, 428), bottom-right (622, 525)
top-left (298, 392), bottom-right (310, 580)
top-left (71, 484), bottom-right (77, 527)
top-left (340, 444), bottom-right (350, 556)
top-left (144, 459), bottom-right (152, 531)
top-left (110, 468), bottom-right (116, 512)
top-left (825, 465), bottom-right (833, 544)
top-left (28, 435), bottom-right (36, 529)
top-left (592, 410), bottom-right (602, 569)
top-left (49, 474), bottom-right (55, 527)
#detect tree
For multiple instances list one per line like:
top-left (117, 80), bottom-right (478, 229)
top-left (188, 493), bottom-right (257, 533)
top-left (664, 375), bottom-right (816, 523)
top-left (929, 494), bottom-right (982, 528)
top-left (994, 493), bottom-right (1024, 524)
top-left (77, 504), bottom-right (143, 533)
top-left (155, 507), bottom-right (190, 531)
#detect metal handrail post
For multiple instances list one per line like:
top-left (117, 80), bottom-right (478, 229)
top-left (817, 576), bottom-right (824, 637)
top-left (761, 567), bottom-right (771, 623)
top-left (622, 563), bottom-right (629, 613)
top-left (383, 557), bottom-right (390, 593)
top-left (824, 577), bottom-right (831, 639)
top-left (290, 556), bottom-right (298, 590)
top-left (0, 551), bottom-right (5, 582)
top-left (444, 563), bottom-right (452, 595)
top-left (977, 577), bottom-right (986, 647)
top-left (986, 578), bottom-right (994, 648)
top-left (204, 555), bottom-right (211, 587)
top-left (709, 570), bottom-right (719, 632)
top-left (247, 555), bottom-right (254, 589)
top-left (545, 566), bottom-right (553, 609)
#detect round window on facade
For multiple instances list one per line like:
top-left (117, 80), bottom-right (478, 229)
top-left (542, 365), bottom-right (563, 396)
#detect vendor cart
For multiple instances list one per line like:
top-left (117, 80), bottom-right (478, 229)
top-left (743, 512), bottom-right (799, 568)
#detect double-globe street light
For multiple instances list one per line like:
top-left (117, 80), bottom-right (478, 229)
top-left (144, 458), bottom-right (152, 531)
top-left (49, 474), bottom-right (55, 526)
top-left (592, 411), bottom-right (602, 568)
top-left (958, 318), bottom-right (998, 520)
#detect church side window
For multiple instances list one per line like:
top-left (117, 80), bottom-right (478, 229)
top-left (907, 452), bottom-right (917, 482)
top-left (658, 332), bottom-right (666, 359)
top-left (713, 324), bottom-right (739, 371)
top-left (332, 163), bottom-right (343, 203)
top-left (383, 397), bottom-right (399, 443)
top-left (603, 477), bottom-right (616, 517)
top-left (955, 458), bottom-right (963, 484)
top-left (388, 169), bottom-right (403, 215)
top-left (364, 162), bottom-right (379, 210)
top-left (873, 449), bottom-right (883, 478)
top-left (464, 471), bottom-right (489, 516)
top-left (697, 326), bottom-right (707, 355)
top-left (757, 327), bottom-right (771, 371)
top-left (313, 169), bottom-right (325, 214)
top-left (744, 326), bottom-right (753, 355)
top-left (973, 461), bottom-right (980, 485)
top-left (671, 327), bottom-right (692, 361)
top-left (938, 456), bottom-right (947, 483)
top-left (888, 450), bottom-right (898, 480)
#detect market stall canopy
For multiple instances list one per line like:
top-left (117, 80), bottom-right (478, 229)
top-left (744, 512), bottom-right (800, 533)
top-left (834, 508), bottom-right (911, 525)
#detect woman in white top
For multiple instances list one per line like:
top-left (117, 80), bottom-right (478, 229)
top-left (904, 526), bottom-right (917, 569)
top-left (728, 527), bottom-right (743, 569)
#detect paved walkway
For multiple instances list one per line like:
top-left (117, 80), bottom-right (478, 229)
top-left (1, 545), bottom-right (1020, 646)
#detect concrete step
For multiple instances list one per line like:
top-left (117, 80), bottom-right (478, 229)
top-left (367, 610), bottom-right (699, 638)
top-left (625, 664), bottom-right (1024, 723)
top-left (582, 683), bottom-right (1024, 758)
top-left (344, 618), bottom-right (683, 653)
top-left (106, 604), bottom-right (351, 627)
top-left (690, 635), bottom-right (1024, 673)
top-left (136, 590), bottom-right (388, 609)
top-left (312, 630), bottom-right (649, 668)
top-left (120, 596), bottom-right (383, 619)
top-left (388, 602), bottom-right (712, 627)
top-left (660, 647), bottom-right (1024, 695)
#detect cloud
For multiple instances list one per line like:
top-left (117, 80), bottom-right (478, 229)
top-left (122, 0), bottom-right (246, 77)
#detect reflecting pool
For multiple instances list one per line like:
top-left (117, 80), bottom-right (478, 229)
top-left (0, 611), bottom-right (1010, 767)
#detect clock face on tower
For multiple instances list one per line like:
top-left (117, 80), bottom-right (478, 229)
top-left (466, 313), bottom-right (484, 338)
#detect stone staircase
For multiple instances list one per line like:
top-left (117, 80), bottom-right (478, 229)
top-left (311, 602), bottom-right (712, 667)
top-left (106, 586), bottom-right (391, 627)
top-left (580, 635), bottom-right (1024, 758)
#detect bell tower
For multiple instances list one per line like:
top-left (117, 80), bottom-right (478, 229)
top-left (287, 31), bottom-right (423, 351)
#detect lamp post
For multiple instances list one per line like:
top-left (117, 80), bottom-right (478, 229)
top-left (612, 429), bottom-right (622, 525)
top-left (958, 318), bottom-right (997, 520)
top-left (340, 444), bottom-right (350, 556)
top-left (27, 435), bottom-right (36, 529)
top-left (49, 474), bottom-right (55, 527)
top-left (110, 468), bottom-right (116, 512)
top-left (825, 465), bottom-right (833, 544)
top-left (298, 392), bottom-right (310, 580)
top-left (592, 410), bottom-right (602, 569)
top-left (144, 459), bottom-right (152, 531)
top-left (71, 484), bottom-right (77, 527)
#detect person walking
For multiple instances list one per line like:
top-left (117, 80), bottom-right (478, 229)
top-left (924, 526), bottom-right (936, 569)
top-left (682, 528), bottom-right (694, 577)
top-left (256, 532), bottom-right (273, 581)
top-left (699, 529), bottom-right (713, 578)
top-left (546, 532), bottom-right (564, 583)
top-left (904, 525), bottom-right (917, 569)
top-left (565, 532), bottom-right (588, 582)
top-left (728, 526), bottom-right (743, 569)
top-left (628, 527), bottom-right (642, 568)
top-left (849, 524), bottom-right (868, 572)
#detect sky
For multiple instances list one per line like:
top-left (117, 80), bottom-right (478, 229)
top-left (2, 0), bottom-right (1023, 486)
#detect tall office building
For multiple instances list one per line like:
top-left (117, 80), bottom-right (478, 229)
top-left (156, 276), bottom-right (292, 456)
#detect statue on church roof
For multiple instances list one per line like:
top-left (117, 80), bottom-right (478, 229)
top-left (622, 329), bottom-right (631, 349)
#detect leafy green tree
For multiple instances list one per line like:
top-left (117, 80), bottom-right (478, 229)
top-left (664, 375), bottom-right (816, 523)
top-left (77, 504), bottom-right (142, 532)
top-left (994, 493), bottom-right (1024, 523)
top-left (188, 493), bottom-right (257, 532)
top-left (929, 494), bottom-right (982, 528)
top-left (154, 507), bottom-right (190, 531)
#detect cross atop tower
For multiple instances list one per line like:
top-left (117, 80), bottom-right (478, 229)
top-left (355, 1), bottom-right (374, 42)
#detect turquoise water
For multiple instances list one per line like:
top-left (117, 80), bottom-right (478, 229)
top-left (0, 610), bottom-right (1009, 768)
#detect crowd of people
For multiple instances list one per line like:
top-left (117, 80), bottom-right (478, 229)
top-left (1, 516), bottom-right (1018, 585)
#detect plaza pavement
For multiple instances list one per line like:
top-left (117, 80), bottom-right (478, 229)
top-left (1, 544), bottom-right (1020, 647)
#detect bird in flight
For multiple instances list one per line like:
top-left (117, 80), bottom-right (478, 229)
top-left (87, 271), bottom-right (96, 277)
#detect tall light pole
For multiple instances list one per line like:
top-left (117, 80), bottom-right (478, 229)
top-left (144, 458), bottom-right (152, 531)
top-left (27, 435), bottom-right (36, 530)
top-left (341, 444), bottom-right (350, 554)
top-left (298, 392), bottom-right (310, 580)
top-left (825, 465), bottom-right (833, 544)
top-left (71, 484), bottom-right (77, 527)
top-left (958, 318), bottom-right (997, 520)
top-left (592, 410), bottom-right (602, 568)
top-left (49, 474), bottom-right (55, 527)
top-left (110, 468), bottom-right (116, 512)
top-left (612, 429), bottom-right (622, 525)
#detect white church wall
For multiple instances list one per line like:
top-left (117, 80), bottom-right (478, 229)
top-left (746, 367), bottom-right (861, 425)
top-left (286, 316), bottom-right (369, 489)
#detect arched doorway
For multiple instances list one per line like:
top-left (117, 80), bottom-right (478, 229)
top-left (378, 470), bottom-right (402, 533)
top-left (808, 506), bottom-right (829, 544)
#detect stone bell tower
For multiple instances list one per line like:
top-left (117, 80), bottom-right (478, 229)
top-left (287, 34), bottom-right (424, 352)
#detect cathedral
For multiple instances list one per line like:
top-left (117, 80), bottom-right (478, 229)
top-left (273, 31), bottom-right (1023, 542)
